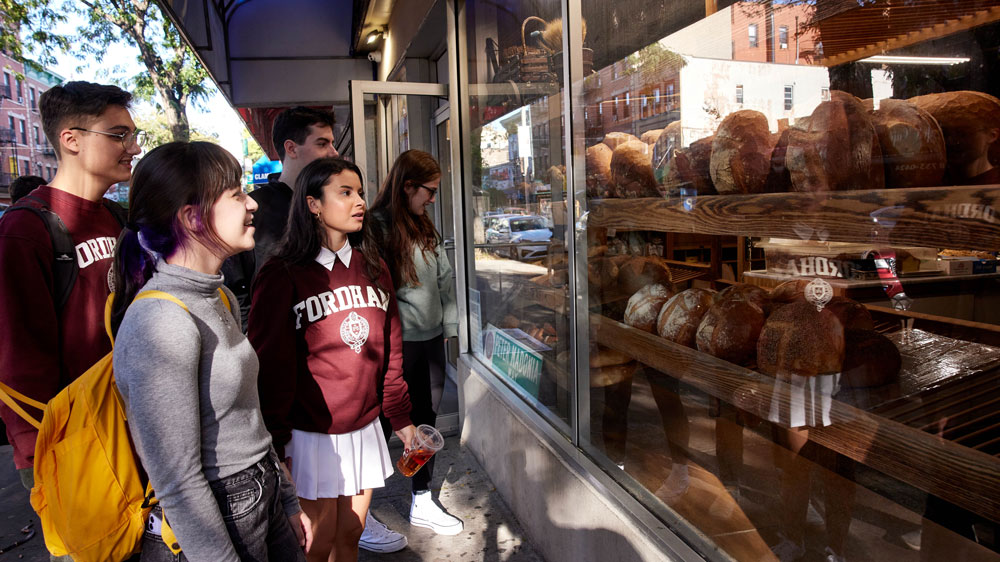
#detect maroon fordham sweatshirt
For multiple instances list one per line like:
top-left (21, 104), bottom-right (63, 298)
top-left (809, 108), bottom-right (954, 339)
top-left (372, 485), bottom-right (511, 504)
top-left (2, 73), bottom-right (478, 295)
top-left (248, 247), bottom-right (411, 459)
top-left (0, 186), bottom-right (123, 468)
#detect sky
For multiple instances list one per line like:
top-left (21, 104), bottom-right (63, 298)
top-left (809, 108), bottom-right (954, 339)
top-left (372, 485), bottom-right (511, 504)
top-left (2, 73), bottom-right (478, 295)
top-left (28, 7), bottom-right (251, 164)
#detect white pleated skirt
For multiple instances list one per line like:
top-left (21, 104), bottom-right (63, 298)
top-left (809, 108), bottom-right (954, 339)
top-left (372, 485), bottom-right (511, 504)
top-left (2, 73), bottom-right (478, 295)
top-left (767, 371), bottom-right (842, 428)
top-left (286, 418), bottom-right (394, 500)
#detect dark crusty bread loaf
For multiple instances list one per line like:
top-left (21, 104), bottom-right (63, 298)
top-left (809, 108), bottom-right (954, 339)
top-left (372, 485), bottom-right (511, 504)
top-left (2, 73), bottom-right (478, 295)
top-left (586, 143), bottom-right (613, 197)
top-left (657, 288), bottom-right (716, 348)
top-left (610, 140), bottom-right (660, 198)
top-left (757, 300), bottom-right (845, 376)
top-left (710, 110), bottom-right (775, 194)
top-left (841, 330), bottom-right (901, 388)
top-left (603, 131), bottom-right (640, 151)
top-left (625, 283), bottom-right (674, 333)
top-left (870, 98), bottom-right (946, 188)
top-left (785, 91), bottom-right (885, 192)
top-left (660, 135), bottom-right (717, 197)
top-left (908, 90), bottom-right (1000, 182)
top-left (696, 298), bottom-right (767, 365)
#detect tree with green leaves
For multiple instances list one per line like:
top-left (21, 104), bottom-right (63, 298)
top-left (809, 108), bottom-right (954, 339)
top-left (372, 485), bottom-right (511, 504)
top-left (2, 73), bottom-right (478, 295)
top-left (72, 0), bottom-right (210, 142)
top-left (134, 111), bottom-right (217, 149)
top-left (0, 0), bottom-right (68, 73)
top-left (2, 0), bottom-right (210, 142)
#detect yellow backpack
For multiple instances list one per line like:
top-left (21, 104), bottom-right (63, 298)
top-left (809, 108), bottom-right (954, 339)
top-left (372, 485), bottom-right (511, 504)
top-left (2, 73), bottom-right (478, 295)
top-left (0, 289), bottom-right (228, 561)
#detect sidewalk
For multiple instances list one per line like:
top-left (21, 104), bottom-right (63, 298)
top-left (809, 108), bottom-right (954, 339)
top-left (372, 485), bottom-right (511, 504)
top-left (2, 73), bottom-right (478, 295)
top-left (0, 435), bottom-right (544, 561)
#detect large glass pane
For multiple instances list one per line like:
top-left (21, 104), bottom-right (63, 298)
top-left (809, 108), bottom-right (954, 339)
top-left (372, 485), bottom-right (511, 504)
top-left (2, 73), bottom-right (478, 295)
top-left (574, 1), bottom-right (1000, 561)
top-left (463, 0), bottom-right (572, 427)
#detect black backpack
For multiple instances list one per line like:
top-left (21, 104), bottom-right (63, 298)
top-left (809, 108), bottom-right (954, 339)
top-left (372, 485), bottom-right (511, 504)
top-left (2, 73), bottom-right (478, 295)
top-left (4, 195), bottom-right (127, 310)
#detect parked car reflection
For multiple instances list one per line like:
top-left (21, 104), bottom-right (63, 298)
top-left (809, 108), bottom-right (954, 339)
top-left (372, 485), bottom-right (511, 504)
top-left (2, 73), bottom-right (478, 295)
top-left (486, 215), bottom-right (552, 260)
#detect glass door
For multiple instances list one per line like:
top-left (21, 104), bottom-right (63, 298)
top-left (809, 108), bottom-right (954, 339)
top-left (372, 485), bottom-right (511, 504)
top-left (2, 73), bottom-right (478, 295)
top-left (349, 80), bottom-right (460, 431)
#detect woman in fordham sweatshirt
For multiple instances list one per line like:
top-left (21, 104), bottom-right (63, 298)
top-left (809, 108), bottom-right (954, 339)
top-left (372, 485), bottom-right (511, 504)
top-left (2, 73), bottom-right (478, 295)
top-left (248, 157), bottom-right (416, 562)
top-left (368, 150), bottom-right (462, 536)
top-left (110, 142), bottom-right (311, 562)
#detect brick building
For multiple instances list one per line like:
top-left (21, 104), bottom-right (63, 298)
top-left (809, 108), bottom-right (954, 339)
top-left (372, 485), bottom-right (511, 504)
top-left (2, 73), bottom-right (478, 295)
top-left (0, 55), bottom-right (62, 204)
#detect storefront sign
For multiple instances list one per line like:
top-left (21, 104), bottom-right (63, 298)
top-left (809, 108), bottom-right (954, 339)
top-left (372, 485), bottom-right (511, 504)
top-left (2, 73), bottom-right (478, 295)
top-left (483, 325), bottom-right (544, 397)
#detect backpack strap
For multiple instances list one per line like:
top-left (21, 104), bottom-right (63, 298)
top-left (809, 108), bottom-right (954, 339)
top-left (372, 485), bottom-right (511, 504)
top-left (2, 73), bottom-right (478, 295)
top-left (0, 381), bottom-right (45, 429)
top-left (6, 195), bottom-right (77, 311)
top-left (101, 198), bottom-right (128, 227)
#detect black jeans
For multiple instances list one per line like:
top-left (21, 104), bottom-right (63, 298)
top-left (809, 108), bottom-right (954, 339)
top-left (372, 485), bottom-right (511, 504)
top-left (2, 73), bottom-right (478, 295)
top-left (381, 334), bottom-right (446, 493)
top-left (140, 456), bottom-right (305, 562)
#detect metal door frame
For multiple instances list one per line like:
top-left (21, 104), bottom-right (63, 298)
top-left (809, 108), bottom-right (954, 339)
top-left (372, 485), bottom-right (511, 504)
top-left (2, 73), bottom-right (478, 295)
top-left (349, 80), bottom-right (448, 205)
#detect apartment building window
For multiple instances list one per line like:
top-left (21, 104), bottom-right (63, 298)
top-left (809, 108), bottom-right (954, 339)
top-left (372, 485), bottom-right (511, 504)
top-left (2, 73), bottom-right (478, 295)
top-left (821, 86), bottom-right (831, 101)
top-left (37, 163), bottom-right (43, 176)
top-left (784, 85), bottom-right (794, 110)
top-left (779, 26), bottom-right (789, 49)
top-left (7, 116), bottom-right (14, 133)
top-left (654, 87), bottom-right (661, 106)
top-left (34, 126), bottom-right (40, 145)
top-left (736, 84), bottom-right (744, 104)
top-left (29, 87), bottom-right (37, 110)
top-left (667, 84), bottom-right (675, 109)
top-left (749, 24), bottom-right (758, 48)
top-left (16, 79), bottom-right (22, 102)
top-left (624, 92), bottom-right (630, 118)
top-left (3, 72), bottom-right (10, 98)
top-left (19, 119), bottom-right (27, 144)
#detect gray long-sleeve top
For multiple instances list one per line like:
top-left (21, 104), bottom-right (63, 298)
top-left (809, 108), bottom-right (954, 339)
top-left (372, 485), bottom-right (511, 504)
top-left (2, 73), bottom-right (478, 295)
top-left (113, 261), bottom-right (300, 562)
top-left (396, 243), bottom-right (458, 341)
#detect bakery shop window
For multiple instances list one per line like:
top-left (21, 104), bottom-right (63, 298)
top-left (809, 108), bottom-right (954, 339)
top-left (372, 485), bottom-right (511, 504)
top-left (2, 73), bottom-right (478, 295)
top-left (463, 0), bottom-right (573, 429)
top-left (575, 0), bottom-right (1000, 560)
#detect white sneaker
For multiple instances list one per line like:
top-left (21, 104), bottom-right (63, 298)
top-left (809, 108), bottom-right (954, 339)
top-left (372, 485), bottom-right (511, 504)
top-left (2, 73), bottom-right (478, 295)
top-left (771, 534), bottom-right (806, 562)
top-left (359, 512), bottom-right (407, 553)
top-left (409, 491), bottom-right (463, 535)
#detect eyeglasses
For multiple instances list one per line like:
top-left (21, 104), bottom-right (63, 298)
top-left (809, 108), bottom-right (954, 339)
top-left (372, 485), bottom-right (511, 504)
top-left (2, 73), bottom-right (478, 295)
top-left (70, 127), bottom-right (148, 149)
top-left (418, 184), bottom-right (439, 196)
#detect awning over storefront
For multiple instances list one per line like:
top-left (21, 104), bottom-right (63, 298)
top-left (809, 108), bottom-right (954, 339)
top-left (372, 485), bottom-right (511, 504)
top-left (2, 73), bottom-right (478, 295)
top-left (159, 0), bottom-right (384, 107)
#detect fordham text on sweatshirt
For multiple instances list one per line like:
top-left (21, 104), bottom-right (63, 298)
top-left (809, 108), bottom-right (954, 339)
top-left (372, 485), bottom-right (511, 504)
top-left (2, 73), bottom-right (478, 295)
top-left (248, 243), bottom-right (411, 459)
top-left (114, 261), bottom-right (300, 562)
top-left (0, 186), bottom-right (123, 468)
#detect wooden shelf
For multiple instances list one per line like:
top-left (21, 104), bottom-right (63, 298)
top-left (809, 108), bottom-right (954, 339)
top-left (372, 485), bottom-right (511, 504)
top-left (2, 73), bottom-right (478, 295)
top-left (589, 186), bottom-right (1000, 251)
top-left (591, 313), bottom-right (1000, 524)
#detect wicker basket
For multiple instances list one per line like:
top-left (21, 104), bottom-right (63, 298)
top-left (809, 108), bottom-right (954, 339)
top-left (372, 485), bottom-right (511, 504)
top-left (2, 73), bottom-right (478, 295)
top-left (496, 16), bottom-right (556, 84)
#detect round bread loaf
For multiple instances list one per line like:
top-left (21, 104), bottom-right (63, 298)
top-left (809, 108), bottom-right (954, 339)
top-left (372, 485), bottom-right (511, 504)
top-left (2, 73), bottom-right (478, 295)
top-left (825, 296), bottom-right (874, 331)
top-left (591, 362), bottom-right (637, 387)
top-left (657, 288), bottom-right (716, 347)
top-left (786, 91), bottom-right (885, 192)
top-left (603, 131), bottom-right (640, 151)
top-left (841, 330), bottom-right (901, 388)
top-left (710, 110), bottom-right (775, 194)
top-left (586, 143), bottom-right (613, 197)
top-left (770, 278), bottom-right (812, 304)
top-left (625, 283), bottom-right (673, 333)
top-left (870, 99), bottom-right (946, 188)
top-left (764, 129), bottom-right (792, 192)
top-left (908, 90), bottom-right (1000, 182)
top-left (661, 136), bottom-right (717, 196)
top-left (757, 300), bottom-right (845, 376)
top-left (696, 298), bottom-right (766, 365)
top-left (652, 121), bottom-right (683, 184)
top-left (716, 283), bottom-right (771, 314)
top-left (641, 128), bottom-right (664, 145)
top-left (618, 256), bottom-right (672, 295)
top-left (610, 140), bottom-right (660, 198)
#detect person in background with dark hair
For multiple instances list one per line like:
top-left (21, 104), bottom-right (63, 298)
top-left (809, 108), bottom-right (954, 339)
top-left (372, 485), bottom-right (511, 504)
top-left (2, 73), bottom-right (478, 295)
top-left (249, 157), bottom-right (416, 562)
top-left (223, 106), bottom-right (338, 328)
top-left (9, 175), bottom-right (47, 203)
top-left (369, 150), bottom-right (462, 537)
top-left (0, 82), bottom-right (139, 509)
top-left (112, 142), bottom-right (311, 561)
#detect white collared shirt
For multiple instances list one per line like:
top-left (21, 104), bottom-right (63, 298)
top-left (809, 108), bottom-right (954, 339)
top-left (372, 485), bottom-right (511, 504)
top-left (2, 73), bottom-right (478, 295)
top-left (314, 241), bottom-right (353, 271)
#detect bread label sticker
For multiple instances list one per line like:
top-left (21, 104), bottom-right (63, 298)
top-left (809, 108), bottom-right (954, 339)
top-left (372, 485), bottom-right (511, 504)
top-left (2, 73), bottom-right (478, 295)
top-left (805, 278), bottom-right (833, 311)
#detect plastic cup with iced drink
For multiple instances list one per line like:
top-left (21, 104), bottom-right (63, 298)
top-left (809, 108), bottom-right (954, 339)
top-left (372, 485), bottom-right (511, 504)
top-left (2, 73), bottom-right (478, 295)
top-left (396, 424), bottom-right (444, 477)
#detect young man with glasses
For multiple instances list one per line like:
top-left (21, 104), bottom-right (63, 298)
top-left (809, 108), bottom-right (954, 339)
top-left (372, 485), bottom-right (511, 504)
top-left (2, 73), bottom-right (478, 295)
top-left (0, 82), bottom-right (139, 502)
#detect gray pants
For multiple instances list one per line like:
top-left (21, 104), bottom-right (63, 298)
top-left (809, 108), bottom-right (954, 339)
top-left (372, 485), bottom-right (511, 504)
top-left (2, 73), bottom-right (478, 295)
top-left (18, 468), bottom-right (74, 562)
